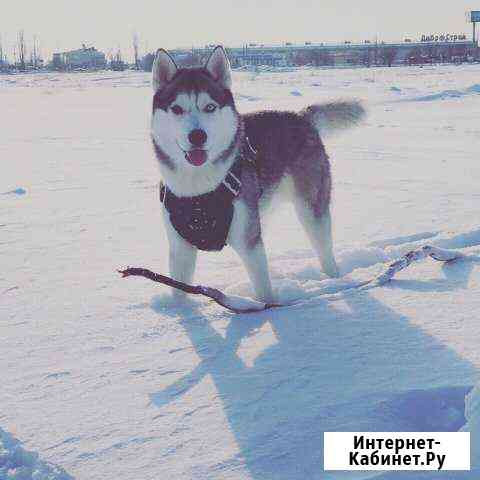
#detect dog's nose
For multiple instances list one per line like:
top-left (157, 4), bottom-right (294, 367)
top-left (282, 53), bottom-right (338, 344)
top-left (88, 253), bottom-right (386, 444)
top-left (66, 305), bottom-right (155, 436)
top-left (188, 129), bottom-right (207, 147)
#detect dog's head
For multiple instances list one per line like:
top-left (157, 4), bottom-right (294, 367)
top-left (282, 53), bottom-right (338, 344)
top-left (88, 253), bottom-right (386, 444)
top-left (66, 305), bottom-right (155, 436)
top-left (151, 46), bottom-right (240, 170)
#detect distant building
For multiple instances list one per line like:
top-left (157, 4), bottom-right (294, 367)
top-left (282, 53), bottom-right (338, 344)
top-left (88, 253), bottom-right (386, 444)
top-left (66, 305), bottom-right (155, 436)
top-left (170, 38), bottom-right (477, 69)
top-left (52, 44), bottom-right (106, 70)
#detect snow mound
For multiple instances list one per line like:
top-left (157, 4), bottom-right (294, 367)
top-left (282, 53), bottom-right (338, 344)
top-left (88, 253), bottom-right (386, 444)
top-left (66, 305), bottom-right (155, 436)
top-left (407, 84), bottom-right (480, 102)
top-left (466, 84), bottom-right (480, 94)
top-left (224, 273), bottom-right (365, 304)
top-left (0, 429), bottom-right (72, 480)
top-left (221, 226), bottom-right (480, 307)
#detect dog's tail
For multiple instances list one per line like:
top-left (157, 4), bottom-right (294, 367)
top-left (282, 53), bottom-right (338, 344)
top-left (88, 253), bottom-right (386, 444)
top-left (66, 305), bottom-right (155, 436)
top-left (301, 100), bottom-right (366, 138)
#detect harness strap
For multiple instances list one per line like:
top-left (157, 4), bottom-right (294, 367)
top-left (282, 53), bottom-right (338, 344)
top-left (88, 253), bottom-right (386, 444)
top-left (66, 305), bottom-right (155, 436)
top-left (245, 136), bottom-right (257, 158)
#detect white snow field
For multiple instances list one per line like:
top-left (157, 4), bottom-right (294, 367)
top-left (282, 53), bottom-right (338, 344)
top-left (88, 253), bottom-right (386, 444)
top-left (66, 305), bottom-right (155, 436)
top-left (2, 64), bottom-right (480, 479)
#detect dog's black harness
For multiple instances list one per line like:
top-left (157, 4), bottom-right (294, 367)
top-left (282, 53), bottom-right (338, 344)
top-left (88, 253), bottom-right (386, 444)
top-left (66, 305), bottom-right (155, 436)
top-left (160, 139), bottom-right (257, 252)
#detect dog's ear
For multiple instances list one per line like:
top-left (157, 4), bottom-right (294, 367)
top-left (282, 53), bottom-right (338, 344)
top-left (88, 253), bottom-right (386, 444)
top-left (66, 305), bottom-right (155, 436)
top-left (205, 46), bottom-right (231, 90)
top-left (152, 49), bottom-right (177, 92)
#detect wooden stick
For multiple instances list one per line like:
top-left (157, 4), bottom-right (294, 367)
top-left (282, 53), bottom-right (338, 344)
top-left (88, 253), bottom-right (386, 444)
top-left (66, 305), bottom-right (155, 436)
top-left (118, 245), bottom-right (462, 314)
top-left (118, 268), bottom-right (281, 314)
top-left (370, 245), bottom-right (461, 288)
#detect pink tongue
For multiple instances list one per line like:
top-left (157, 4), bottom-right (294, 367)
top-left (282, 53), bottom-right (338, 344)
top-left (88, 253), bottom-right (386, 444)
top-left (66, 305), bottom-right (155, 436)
top-left (186, 149), bottom-right (207, 166)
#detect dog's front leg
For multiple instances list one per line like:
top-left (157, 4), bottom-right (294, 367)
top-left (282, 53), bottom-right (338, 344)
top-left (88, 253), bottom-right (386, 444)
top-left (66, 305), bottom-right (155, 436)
top-left (163, 211), bottom-right (198, 298)
top-left (228, 201), bottom-right (274, 304)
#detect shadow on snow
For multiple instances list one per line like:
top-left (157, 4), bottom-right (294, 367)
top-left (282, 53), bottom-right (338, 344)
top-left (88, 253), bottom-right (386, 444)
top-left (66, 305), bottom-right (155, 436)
top-left (149, 260), bottom-right (477, 480)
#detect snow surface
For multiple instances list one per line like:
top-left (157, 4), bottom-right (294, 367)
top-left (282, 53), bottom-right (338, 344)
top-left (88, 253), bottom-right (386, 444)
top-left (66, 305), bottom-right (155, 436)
top-left (2, 64), bottom-right (480, 479)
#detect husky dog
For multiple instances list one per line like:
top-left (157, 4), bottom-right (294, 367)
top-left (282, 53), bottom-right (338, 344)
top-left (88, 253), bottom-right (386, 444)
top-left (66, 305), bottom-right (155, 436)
top-left (151, 46), bottom-right (364, 303)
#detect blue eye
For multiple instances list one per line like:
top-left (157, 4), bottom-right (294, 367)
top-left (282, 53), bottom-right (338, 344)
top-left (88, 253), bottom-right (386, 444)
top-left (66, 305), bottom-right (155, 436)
top-left (204, 103), bottom-right (217, 113)
top-left (171, 105), bottom-right (184, 115)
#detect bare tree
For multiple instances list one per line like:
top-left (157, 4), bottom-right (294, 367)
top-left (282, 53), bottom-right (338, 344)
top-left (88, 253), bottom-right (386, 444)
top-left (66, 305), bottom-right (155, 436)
top-left (110, 49), bottom-right (125, 71)
top-left (132, 31), bottom-right (139, 70)
top-left (32, 34), bottom-right (38, 69)
top-left (17, 29), bottom-right (26, 70)
top-left (0, 33), bottom-right (4, 67)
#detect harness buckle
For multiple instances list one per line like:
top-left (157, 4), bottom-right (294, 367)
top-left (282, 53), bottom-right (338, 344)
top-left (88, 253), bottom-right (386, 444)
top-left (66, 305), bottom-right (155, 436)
top-left (223, 177), bottom-right (241, 196)
top-left (160, 183), bottom-right (167, 206)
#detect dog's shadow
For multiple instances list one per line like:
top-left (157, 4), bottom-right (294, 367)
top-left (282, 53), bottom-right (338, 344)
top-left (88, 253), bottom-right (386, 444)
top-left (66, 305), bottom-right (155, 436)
top-left (149, 277), bottom-right (477, 479)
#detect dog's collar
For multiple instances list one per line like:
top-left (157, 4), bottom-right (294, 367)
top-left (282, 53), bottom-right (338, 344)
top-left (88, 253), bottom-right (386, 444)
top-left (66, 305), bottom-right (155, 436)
top-left (160, 137), bottom-right (257, 251)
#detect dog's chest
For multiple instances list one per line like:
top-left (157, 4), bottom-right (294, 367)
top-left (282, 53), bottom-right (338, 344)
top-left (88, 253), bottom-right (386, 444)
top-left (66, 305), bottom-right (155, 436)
top-left (160, 161), bottom-right (243, 252)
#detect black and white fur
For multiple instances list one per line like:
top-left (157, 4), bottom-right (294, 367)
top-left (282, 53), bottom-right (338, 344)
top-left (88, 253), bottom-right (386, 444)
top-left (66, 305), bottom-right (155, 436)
top-left (151, 46), bottom-right (365, 303)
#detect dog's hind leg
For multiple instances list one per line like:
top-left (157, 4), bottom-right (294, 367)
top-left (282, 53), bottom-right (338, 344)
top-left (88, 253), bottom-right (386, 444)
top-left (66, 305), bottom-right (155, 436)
top-left (294, 200), bottom-right (339, 278)
top-left (291, 147), bottom-right (340, 278)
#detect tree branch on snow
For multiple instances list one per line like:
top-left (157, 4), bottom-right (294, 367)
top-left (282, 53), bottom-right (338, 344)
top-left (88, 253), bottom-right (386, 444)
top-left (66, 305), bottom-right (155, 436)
top-left (119, 246), bottom-right (463, 314)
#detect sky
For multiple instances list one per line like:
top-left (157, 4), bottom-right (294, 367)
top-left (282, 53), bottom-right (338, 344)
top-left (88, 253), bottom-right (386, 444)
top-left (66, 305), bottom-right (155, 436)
top-left (1, 0), bottom-right (479, 62)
